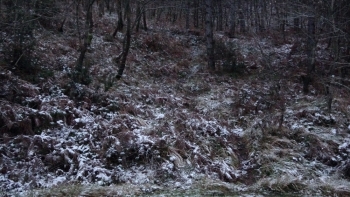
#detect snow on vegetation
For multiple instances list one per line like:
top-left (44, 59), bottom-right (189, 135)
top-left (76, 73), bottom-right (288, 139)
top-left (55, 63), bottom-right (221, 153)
top-left (1, 9), bottom-right (350, 197)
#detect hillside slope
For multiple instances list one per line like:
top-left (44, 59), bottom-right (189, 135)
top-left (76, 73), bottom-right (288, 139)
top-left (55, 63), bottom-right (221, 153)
top-left (1, 13), bottom-right (350, 196)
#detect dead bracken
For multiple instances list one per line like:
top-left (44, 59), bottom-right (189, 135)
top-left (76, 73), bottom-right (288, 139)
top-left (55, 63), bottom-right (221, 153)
top-left (1, 1), bottom-right (350, 196)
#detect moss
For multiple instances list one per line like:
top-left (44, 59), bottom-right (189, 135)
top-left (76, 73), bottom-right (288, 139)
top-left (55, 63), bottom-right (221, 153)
top-left (87, 34), bottom-right (93, 46)
top-left (38, 68), bottom-right (54, 79)
top-left (51, 110), bottom-right (66, 123)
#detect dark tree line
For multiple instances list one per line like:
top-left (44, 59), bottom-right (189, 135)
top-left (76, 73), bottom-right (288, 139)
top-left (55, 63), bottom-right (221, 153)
top-left (0, 0), bottom-right (349, 95)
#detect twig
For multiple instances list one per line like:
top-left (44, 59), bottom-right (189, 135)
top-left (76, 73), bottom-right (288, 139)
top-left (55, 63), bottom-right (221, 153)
top-left (14, 52), bottom-right (24, 67)
top-left (330, 81), bottom-right (350, 91)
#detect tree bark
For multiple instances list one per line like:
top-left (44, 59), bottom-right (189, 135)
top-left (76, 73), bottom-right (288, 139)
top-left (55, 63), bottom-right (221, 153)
top-left (216, 0), bottom-right (223, 31)
top-left (75, 0), bottom-right (95, 84)
top-left (142, 2), bottom-right (148, 31)
top-left (98, 0), bottom-right (105, 17)
top-left (228, 0), bottom-right (236, 38)
top-left (112, 0), bottom-right (124, 37)
top-left (116, 0), bottom-right (131, 79)
top-left (238, 0), bottom-right (245, 34)
top-left (193, 0), bottom-right (199, 28)
top-left (205, 0), bottom-right (215, 70)
top-left (303, 16), bottom-right (316, 94)
top-left (185, 0), bottom-right (190, 30)
top-left (135, 1), bottom-right (141, 32)
top-left (105, 0), bottom-right (110, 13)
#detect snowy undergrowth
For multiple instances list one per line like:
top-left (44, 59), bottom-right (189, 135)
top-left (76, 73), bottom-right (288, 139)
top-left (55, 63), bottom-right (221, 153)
top-left (1, 14), bottom-right (350, 197)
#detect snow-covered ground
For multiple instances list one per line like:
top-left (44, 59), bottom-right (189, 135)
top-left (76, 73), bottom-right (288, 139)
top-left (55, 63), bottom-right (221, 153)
top-left (1, 12), bottom-right (350, 197)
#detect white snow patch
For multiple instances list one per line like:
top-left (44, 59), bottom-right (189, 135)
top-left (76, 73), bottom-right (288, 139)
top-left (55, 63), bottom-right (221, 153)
top-left (52, 176), bottom-right (66, 185)
top-left (339, 142), bottom-right (349, 149)
top-left (155, 113), bottom-right (165, 119)
top-left (232, 128), bottom-right (244, 136)
top-left (331, 128), bottom-right (337, 134)
top-left (291, 123), bottom-right (303, 130)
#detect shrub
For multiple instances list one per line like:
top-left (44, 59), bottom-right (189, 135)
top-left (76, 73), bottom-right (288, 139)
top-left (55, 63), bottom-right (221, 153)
top-left (72, 58), bottom-right (92, 85)
top-left (1, 0), bottom-right (40, 80)
top-left (214, 39), bottom-right (245, 75)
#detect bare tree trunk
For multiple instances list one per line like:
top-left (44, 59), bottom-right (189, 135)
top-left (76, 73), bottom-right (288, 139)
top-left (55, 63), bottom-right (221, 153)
top-left (292, 1), bottom-right (300, 32)
top-left (216, 0), bottom-right (223, 31)
top-left (135, 1), bottom-right (141, 32)
top-left (303, 16), bottom-right (316, 94)
top-left (112, 0), bottom-right (124, 37)
top-left (116, 0), bottom-right (131, 79)
top-left (75, 0), bottom-right (95, 84)
top-left (255, 0), bottom-right (266, 32)
top-left (281, 17), bottom-right (286, 41)
top-left (228, 0), bottom-right (236, 38)
top-left (237, 0), bottom-right (245, 33)
top-left (75, 1), bottom-right (82, 45)
top-left (166, 6), bottom-right (172, 21)
top-left (73, 0), bottom-right (95, 84)
top-left (142, 2), bottom-right (147, 31)
top-left (109, 0), bottom-right (115, 14)
top-left (172, 2), bottom-right (178, 24)
top-left (98, 0), bottom-right (105, 17)
top-left (239, 9), bottom-right (245, 33)
top-left (260, 0), bottom-right (267, 32)
top-left (156, 6), bottom-right (163, 21)
top-left (104, 0), bottom-right (110, 13)
top-left (205, 0), bottom-right (215, 70)
top-left (58, 17), bottom-right (66, 32)
top-left (224, 6), bottom-right (228, 28)
top-left (133, 1), bottom-right (148, 32)
top-left (193, 0), bottom-right (199, 28)
top-left (185, 0), bottom-right (190, 30)
top-left (330, 0), bottom-right (340, 62)
top-left (201, 4), bottom-right (205, 28)
top-left (275, 3), bottom-right (285, 40)
top-left (253, 0), bottom-right (258, 32)
top-left (293, 17), bottom-right (300, 31)
top-left (149, 3), bottom-right (156, 20)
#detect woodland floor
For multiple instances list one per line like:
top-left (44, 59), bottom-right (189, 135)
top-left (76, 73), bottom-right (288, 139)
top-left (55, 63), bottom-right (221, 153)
top-left (1, 13), bottom-right (350, 196)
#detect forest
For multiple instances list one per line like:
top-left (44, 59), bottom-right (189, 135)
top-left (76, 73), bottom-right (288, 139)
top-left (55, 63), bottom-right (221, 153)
top-left (0, 0), bottom-right (350, 196)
